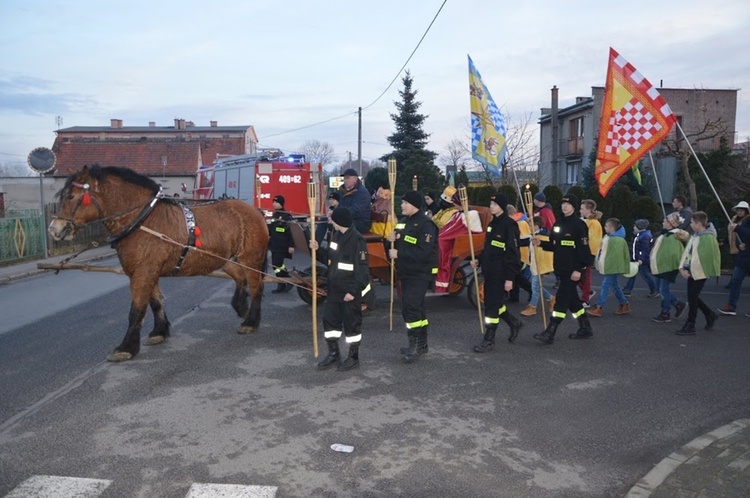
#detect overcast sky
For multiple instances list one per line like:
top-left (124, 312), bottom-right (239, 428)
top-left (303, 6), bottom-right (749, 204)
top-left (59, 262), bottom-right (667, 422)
top-left (1, 0), bottom-right (748, 172)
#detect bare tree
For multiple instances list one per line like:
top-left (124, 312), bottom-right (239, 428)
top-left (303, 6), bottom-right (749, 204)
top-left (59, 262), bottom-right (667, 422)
top-left (439, 138), bottom-right (470, 170)
top-left (0, 161), bottom-right (34, 177)
top-left (298, 140), bottom-right (336, 167)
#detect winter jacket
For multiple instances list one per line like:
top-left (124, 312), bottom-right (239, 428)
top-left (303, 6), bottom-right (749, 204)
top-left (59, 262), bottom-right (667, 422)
top-left (268, 209), bottom-right (294, 255)
top-left (531, 227), bottom-right (554, 276)
top-left (535, 204), bottom-right (556, 233)
top-left (338, 180), bottom-right (372, 234)
top-left (730, 214), bottom-right (750, 270)
top-left (680, 223), bottom-right (720, 280)
top-left (538, 213), bottom-right (591, 275)
top-left (394, 210), bottom-right (439, 282)
top-left (595, 225), bottom-right (630, 275)
top-left (479, 210), bottom-right (521, 281)
top-left (317, 226), bottom-right (370, 297)
top-left (584, 212), bottom-right (603, 256)
top-left (650, 229), bottom-right (687, 278)
top-left (631, 229), bottom-right (653, 266)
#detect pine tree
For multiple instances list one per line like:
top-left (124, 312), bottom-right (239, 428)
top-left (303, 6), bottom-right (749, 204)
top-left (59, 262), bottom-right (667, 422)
top-left (380, 70), bottom-right (444, 195)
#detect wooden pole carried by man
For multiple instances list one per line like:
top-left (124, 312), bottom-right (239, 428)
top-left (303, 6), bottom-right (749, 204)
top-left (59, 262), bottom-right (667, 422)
top-left (388, 159), bottom-right (397, 332)
top-left (307, 179), bottom-right (319, 358)
top-left (458, 184), bottom-right (484, 335)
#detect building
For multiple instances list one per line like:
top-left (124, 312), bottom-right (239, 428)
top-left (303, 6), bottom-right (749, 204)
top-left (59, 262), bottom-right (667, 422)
top-left (538, 86), bottom-right (738, 201)
top-left (49, 118), bottom-right (258, 196)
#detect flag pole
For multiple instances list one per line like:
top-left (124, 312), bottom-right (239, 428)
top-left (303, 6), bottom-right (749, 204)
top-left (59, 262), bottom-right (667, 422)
top-left (524, 184), bottom-right (547, 329)
top-left (676, 121), bottom-right (732, 224)
top-left (648, 151), bottom-right (667, 219)
top-left (387, 159), bottom-right (397, 332)
top-left (458, 184), bottom-right (484, 335)
top-left (307, 179), bottom-right (319, 358)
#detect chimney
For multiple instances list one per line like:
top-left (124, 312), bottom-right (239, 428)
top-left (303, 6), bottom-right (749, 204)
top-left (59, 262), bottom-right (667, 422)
top-left (551, 86), bottom-right (559, 184)
top-left (210, 120), bottom-right (218, 127)
top-left (110, 119), bottom-right (123, 128)
top-left (174, 118), bottom-right (185, 130)
top-left (149, 121), bottom-right (156, 127)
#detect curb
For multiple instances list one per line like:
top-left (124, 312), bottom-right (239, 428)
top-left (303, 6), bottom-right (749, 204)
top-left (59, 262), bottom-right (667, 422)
top-left (625, 418), bottom-right (750, 497)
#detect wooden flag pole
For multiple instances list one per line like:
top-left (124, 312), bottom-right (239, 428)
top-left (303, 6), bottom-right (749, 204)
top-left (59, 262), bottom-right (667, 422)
top-left (307, 179), bottom-right (319, 358)
top-left (458, 184), bottom-right (484, 335)
top-left (524, 185), bottom-right (547, 329)
top-left (388, 159), bottom-right (397, 332)
top-left (255, 175), bottom-right (262, 208)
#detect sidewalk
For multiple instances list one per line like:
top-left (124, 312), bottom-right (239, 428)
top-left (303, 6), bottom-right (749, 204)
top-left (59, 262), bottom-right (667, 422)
top-left (0, 246), bottom-right (118, 286)
top-left (627, 419), bottom-right (750, 497)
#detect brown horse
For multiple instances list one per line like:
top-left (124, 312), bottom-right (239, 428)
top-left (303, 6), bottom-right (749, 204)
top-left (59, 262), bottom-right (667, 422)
top-left (48, 165), bottom-right (269, 362)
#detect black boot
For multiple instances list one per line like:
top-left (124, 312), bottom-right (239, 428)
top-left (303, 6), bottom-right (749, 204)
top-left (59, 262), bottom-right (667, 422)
top-left (338, 343), bottom-right (360, 371)
top-left (675, 321), bottom-right (696, 336)
top-left (705, 311), bottom-right (718, 331)
top-left (474, 326), bottom-right (497, 353)
top-left (271, 282), bottom-right (286, 294)
top-left (402, 330), bottom-right (424, 363)
top-left (533, 320), bottom-right (559, 344)
top-left (281, 282), bottom-right (293, 293)
top-left (570, 314), bottom-right (593, 339)
top-left (400, 328), bottom-right (429, 355)
top-left (501, 312), bottom-right (524, 343)
top-left (317, 340), bottom-right (340, 369)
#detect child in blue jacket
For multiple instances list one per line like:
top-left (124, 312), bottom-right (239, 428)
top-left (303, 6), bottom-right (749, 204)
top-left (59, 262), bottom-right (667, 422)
top-left (623, 219), bottom-right (659, 298)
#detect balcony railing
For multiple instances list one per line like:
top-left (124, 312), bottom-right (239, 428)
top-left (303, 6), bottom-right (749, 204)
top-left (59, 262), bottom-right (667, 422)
top-left (561, 137), bottom-right (584, 157)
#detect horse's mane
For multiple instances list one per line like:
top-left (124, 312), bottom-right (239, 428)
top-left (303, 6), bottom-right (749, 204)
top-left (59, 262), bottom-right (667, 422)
top-left (59, 165), bottom-right (160, 199)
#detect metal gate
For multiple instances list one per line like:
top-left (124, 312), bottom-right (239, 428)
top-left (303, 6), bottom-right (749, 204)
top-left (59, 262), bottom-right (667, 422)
top-left (0, 209), bottom-right (45, 265)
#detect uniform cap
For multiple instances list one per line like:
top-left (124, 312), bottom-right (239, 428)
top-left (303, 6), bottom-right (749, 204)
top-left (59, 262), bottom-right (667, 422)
top-left (402, 190), bottom-right (422, 209)
top-left (331, 207), bottom-right (353, 228)
top-left (273, 195), bottom-right (285, 206)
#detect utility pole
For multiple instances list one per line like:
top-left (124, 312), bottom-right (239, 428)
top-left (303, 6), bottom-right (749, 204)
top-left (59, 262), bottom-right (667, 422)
top-left (357, 107), bottom-right (362, 177)
top-left (348, 151), bottom-right (353, 172)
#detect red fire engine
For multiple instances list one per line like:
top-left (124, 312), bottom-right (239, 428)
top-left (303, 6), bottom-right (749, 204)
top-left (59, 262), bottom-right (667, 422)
top-left (194, 151), bottom-right (324, 216)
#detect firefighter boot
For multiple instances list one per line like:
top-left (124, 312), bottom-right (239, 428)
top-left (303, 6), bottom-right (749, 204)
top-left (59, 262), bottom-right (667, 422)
top-left (473, 326), bottom-right (497, 353)
top-left (337, 343), bottom-right (360, 371)
top-left (533, 320), bottom-right (559, 345)
top-left (570, 314), bottom-right (593, 339)
top-left (402, 329), bottom-right (424, 363)
top-left (401, 327), bottom-right (429, 355)
top-left (317, 340), bottom-right (340, 369)
top-left (502, 312), bottom-right (524, 343)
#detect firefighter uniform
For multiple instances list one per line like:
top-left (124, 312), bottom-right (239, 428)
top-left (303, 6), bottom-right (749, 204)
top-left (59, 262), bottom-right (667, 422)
top-left (473, 194), bottom-right (524, 353)
top-left (392, 191), bottom-right (438, 362)
top-left (316, 207), bottom-right (370, 371)
top-left (533, 193), bottom-right (594, 344)
top-left (268, 195), bottom-right (295, 293)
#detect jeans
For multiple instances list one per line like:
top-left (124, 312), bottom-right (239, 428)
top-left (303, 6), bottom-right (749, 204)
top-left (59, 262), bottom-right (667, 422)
top-left (530, 274), bottom-right (553, 307)
top-left (597, 274), bottom-right (628, 307)
top-left (623, 264), bottom-right (656, 293)
top-left (656, 277), bottom-right (679, 314)
top-left (727, 265), bottom-right (750, 308)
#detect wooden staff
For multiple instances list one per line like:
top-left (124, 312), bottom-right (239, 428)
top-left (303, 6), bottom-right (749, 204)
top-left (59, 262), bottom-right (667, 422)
top-left (255, 175), bottom-right (262, 208)
top-left (524, 185), bottom-right (547, 329)
top-left (412, 175), bottom-right (418, 191)
top-left (458, 184), bottom-right (484, 335)
top-left (307, 179), bottom-right (319, 357)
top-left (388, 159), bottom-right (397, 332)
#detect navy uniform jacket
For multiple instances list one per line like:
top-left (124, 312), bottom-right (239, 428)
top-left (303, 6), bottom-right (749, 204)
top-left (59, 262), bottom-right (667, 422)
top-left (480, 211), bottom-right (521, 281)
top-left (394, 210), bottom-right (438, 281)
top-left (268, 210), bottom-right (294, 255)
top-left (539, 214), bottom-right (591, 274)
top-left (318, 227), bottom-right (370, 297)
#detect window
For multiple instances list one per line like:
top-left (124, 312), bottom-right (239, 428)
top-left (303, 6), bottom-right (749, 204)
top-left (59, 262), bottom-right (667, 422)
top-left (566, 162), bottom-right (581, 185)
top-left (569, 117), bottom-right (584, 138)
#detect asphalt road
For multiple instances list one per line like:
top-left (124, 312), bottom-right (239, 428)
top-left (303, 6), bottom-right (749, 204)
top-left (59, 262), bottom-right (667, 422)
top-left (0, 260), bottom-right (748, 497)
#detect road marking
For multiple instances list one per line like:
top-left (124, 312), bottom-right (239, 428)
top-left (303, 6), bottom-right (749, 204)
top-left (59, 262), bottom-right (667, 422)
top-left (4, 475), bottom-right (112, 498)
top-left (186, 483), bottom-right (277, 497)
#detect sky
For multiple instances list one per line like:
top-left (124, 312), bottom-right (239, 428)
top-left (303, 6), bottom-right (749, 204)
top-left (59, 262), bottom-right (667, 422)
top-left (1, 0), bottom-right (748, 174)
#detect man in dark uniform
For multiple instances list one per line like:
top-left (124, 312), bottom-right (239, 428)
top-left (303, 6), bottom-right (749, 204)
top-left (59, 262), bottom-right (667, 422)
top-left (268, 195), bottom-right (295, 293)
top-left (472, 193), bottom-right (524, 352)
top-left (531, 193), bottom-right (594, 343)
top-left (310, 207), bottom-right (370, 371)
top-left (387, 190), bottom-right (438, 363)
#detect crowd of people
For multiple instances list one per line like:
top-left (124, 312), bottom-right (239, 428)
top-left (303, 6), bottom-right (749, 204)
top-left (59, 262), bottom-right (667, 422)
top-left (265, 171), bottom-right (749, 371)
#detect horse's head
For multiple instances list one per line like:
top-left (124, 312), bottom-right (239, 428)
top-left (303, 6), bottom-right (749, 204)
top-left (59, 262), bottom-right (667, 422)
top-left (48, 166), bottom-right (105, 241)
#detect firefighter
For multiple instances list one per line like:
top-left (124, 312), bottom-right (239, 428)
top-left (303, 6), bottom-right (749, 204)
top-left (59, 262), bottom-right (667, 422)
top-left (387, 191), bottom-right (439, 363)
top-left (310, 207), bottom-right (370, 371)
top-left (531, 193), bottom-right (594, 343)
top-left (472, 193), bottom-right (524, 352)
top-left (268, 195), bottom-right (295, 293)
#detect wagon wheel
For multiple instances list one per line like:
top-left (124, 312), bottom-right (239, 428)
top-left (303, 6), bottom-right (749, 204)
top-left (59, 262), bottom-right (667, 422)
top-left (467, 273), bottom-right (485, 309)
top-left (448, 265), bottom-right (466, 296)
top-left (296, 264), bottom-right (328, 305)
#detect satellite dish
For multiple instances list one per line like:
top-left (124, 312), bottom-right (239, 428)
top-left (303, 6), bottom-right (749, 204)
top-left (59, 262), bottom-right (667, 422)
top-left (27, 147), bottom-right (57, 174)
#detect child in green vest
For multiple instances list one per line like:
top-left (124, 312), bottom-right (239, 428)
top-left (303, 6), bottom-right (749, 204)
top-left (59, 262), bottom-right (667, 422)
top-left (677, 211), bottom-right (720, 335)
top-left (588, 218), bottom-right (631, 317)
top-left (650, 212), bottom-right (689, 323)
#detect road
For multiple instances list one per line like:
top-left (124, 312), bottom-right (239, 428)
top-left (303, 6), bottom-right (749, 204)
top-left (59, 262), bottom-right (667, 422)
top-left (1, 259), bottom-right (749, 497)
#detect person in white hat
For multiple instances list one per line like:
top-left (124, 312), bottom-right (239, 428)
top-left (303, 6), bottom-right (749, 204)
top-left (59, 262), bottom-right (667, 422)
top-left (717, 201), bottom-right (750, 315)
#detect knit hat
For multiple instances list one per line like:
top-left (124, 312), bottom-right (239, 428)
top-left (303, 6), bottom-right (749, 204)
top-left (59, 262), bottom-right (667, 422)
top-left (402, 190), bottom-right (422, 209)
top-left (490, 193), bottom-right (509, 210)
top-left (343, 168), bottom-right (358, 177)
top-left (273, 195), bottom-right (285, 206)
top-left (331, 207), bottom-right (353, 228)
top-left (635, 219), bottom-right (649, 230)
top-left (425, 191), bottom-right (437, 203)
top-left (561, 193), bottom-right (579, 207)
top-left (327, 192), bottom-right (340, 202)
top-left (534, 192), bottom-right (546, 202)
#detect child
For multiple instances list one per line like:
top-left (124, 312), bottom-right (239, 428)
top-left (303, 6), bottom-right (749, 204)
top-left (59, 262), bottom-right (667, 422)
top-left (623, 219), bottom-right (659, 298)
top-left (588, 218), bottom-right (631, 317)
top-left (579, 199), bottom-right (603, 307)
top-left (268, 195), bottom-right (295, 293)
top-left (310, 207), bottom-right (369, 370)
top-left (650, 212), bottom-right (688, 323)
top-left (676, 211), bottom-right (720, 335)
top-left (521, 215), bottom-right (555, 316)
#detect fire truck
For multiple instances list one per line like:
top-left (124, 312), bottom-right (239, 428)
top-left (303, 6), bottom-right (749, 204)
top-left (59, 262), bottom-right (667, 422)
top-left (194, 151), bottom-right (324, 216)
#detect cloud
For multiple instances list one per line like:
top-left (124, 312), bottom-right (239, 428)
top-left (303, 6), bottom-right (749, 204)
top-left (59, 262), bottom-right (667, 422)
top-left (0, 76), bottom-right (97, 116)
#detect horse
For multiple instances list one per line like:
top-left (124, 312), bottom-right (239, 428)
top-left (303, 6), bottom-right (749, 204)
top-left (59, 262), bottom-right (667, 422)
top-left (48, 165), bottom-right (269, 362)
